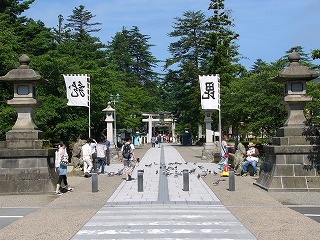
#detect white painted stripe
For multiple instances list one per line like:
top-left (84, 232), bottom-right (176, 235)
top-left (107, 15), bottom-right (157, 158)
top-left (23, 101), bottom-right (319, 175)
top-left (0, 216), bottom-right (23, 218)
top-left (304, 214), bottom-right (320, 217)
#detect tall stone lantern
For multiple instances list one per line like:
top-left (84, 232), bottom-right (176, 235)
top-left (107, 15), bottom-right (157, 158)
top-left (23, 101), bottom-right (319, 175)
top-left (102, 102), bottom-right (115, 147)
top-left (255, 50), bottom-right (320, 191)
top-left (0, 54), bottom-right (47, 149)
top-left (0, 55), bottom-right (56, 194)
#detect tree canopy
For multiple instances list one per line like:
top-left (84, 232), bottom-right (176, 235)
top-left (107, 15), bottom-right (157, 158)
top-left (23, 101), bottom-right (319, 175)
top-left (0, 0), bottom-right (319, 150)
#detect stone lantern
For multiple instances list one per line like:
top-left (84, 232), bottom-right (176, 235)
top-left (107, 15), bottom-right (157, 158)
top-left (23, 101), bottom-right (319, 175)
top-left (273, 50), bottom-right (317, 128)
top-left (0, 55), bottom-right (56, 194)
top-left (102, 102), bottom-right (115, 147)
top-left (255, 50), bottom-right (320, 191)
top-left (0, 54), bottom-right (47, 149)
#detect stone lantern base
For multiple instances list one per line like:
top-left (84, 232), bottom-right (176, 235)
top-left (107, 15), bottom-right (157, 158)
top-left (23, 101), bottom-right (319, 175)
top-left (0, 148), bottom-right (57, 194)
top-left (254, 127), bottom-right (320, 192)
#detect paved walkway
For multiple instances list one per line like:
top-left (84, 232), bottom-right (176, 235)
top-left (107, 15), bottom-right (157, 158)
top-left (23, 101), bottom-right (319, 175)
top-left (72, 144), bottom-right (256, 239)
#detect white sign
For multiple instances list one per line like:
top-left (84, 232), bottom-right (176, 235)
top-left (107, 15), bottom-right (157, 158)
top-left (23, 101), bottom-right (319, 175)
top-left (63, 74), bottom-right (90, 107)
top-left (199, 74), bottom-right (220, 110)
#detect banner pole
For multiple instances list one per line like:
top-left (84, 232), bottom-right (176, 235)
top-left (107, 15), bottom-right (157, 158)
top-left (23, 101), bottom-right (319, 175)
top-left (88, 75), bottom-right (91, 138)
top-left (219, 108), bottom-right (222, 147)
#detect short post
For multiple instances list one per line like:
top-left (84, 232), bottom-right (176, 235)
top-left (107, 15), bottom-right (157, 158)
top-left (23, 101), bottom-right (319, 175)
top-left (138, 170), bottom-right (144, 192)
top-left (182, 169), bottom-right (189, 191)
top-left (92, 172), bottom-right (98, 192)
top-left (229, 168), bottom-right (235, 191)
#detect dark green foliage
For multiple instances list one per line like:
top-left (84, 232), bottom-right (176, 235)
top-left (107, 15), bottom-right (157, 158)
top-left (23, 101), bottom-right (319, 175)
top-left (107, 26), bottom-right (160, 89)
top-left (1, 0), bottom-right (319, 153)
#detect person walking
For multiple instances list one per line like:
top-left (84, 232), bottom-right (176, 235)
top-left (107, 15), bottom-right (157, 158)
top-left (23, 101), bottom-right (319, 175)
top-left (55, 143), bottom-right (73, 195)
top-left (121, 137), bottom-right (135, 181)
top-left (104, 137), bottom-right (111, 165)
top-left (157, 134), bottom-right (162, 148)
top-left (151, 135), bottom-right (156, 147)
top-left (96, 136), bottom-right (107, 174)
top-left (82, 138), bottom-right (93, 177)
top-left (90, 138), bottom-right (98, 172)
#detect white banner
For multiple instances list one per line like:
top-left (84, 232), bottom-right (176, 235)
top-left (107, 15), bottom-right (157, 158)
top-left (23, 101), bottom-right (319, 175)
top-left (63, 74), bottom-right (90, 107)
top-left (199, 74), bottom-right (220, 110)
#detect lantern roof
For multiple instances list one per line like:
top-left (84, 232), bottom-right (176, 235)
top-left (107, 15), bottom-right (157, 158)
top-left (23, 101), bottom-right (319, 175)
top-left (0, 54), bottom-right (47, 83)
top-left (102, 102), bottom-right (115, 112)
top-left (272, 50), bottom-right (319, 83)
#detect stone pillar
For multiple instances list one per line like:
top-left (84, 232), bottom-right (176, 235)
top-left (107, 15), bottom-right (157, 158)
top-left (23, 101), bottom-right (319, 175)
top-left (255, 50), bottom-right (320, 191)
top-left (148, 115), bottom-right (153, 143)
top-left (172, 119), bottom-right (176, 143)
top-left (202, 110), bottom-right (214, 160)
top-left (102, 103), bottom-right (115, 147)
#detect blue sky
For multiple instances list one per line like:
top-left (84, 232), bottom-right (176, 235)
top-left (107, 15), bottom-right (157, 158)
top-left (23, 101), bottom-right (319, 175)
top-left (25, 0), bottom-right (320, 71)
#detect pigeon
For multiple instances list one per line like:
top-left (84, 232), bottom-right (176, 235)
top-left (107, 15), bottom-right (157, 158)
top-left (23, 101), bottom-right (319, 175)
top-left (200, 170), bottom-right (207, 177)
top-left (213, 179), bottom-right (226, 185)
top-left (156, 170), bottom-right (158, 174)
top-left (145, 163), bottom-right (152, 167)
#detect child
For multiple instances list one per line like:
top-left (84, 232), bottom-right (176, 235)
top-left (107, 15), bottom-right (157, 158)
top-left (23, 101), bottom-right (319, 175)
top-left (55, 143), bottom-right (73, 195)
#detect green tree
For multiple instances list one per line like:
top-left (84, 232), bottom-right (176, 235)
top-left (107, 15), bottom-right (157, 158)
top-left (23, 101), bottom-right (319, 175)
top-left (164, 1), bottom-right (242, 138)
top-left (224, 65), bottom-right (285, 140)
top-left (31, 5), bottom-right (106, 142)
top-left (65, 5), bottom-right (101, 42)
top-left (164, 10), bottom-right (209, 136)
top-left (0, 0), bottom-right (53, 140)
top-left (204, 0), bottom-right (243, 86)
top-left (107, 26), bottom-right (159, 88)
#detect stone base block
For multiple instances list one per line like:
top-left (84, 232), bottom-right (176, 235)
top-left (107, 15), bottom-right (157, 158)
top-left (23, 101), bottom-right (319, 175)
top-left (6, 130), bottom-right (45, 140)
top-left (276, 127), bottom-right (305, 137)
top-left (0, 148), bottom-right (57, 194)
top-left (202, 149), bottom-right (215, 161)
top-left (272, 136), bottom-right (311, 145)
top-left (255, 144), bottom-right (320, 192)
top-left (6, 139), bottom-right (49, 149)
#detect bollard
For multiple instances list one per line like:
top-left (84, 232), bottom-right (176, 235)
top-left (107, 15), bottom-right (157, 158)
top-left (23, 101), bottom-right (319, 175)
top-left (229, 168), bottom-right (235, 191)
top-left (138, 170), bottom-right (144, 192)
top-left (182, 169), bottom-right (189, 191)
top-left (92, 172), bottom-right (98, 192)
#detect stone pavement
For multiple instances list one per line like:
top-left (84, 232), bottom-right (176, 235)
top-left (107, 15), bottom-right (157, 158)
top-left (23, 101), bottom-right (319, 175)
top-left (0, 143), bottom-right (319, 240)
top-left (72, 144), bottom-right (255, 239)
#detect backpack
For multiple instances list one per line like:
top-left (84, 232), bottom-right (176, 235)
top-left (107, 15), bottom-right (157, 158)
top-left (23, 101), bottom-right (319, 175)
top-left (122, 143), bottom-right (131, 159)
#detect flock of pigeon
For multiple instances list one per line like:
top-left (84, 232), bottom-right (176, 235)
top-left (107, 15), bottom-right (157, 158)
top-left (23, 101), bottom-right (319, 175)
top-left (105, 160), bottom-right (225, 185)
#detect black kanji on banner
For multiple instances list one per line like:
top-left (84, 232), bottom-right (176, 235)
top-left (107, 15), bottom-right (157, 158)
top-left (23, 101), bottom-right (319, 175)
top-left (69, 81), bottom-right (86, 97)
top-left (202, 82), bottom-right (215, 99)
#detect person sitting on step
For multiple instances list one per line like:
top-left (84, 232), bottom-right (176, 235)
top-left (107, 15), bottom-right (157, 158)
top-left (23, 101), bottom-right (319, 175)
top-left (241, 142), bottom-right (259, 177)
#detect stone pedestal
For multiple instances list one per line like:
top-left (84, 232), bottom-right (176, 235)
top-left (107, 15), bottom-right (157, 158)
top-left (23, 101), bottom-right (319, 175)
top-left (0, 148), bottom-right (56, 194)
top-left (202, 143), bottom-right (215, 160)
top-left (255, 127), bottom-right (320, 191)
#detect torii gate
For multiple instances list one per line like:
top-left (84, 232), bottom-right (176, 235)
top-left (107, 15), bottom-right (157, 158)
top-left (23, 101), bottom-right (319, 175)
top-left (142, 112), bottom-right (176, 143)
